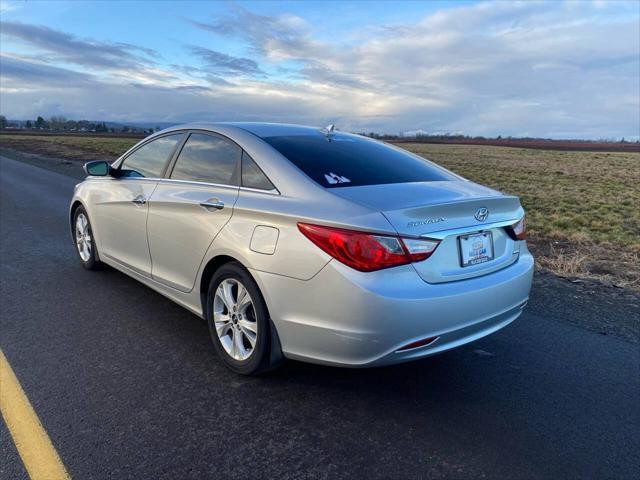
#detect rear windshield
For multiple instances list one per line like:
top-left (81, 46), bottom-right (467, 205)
top-left (262, 133), bottom-right (455, 188)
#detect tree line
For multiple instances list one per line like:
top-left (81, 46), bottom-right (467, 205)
top-left (1, 115), bottom-right (635, 143)
top-left (0, 115), bottom-right (158, 134)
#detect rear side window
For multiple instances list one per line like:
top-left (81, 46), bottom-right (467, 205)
top-left (120, 134), bottom-right (183, 178)
top-left (171, 133), bottom-right (241, 186)
top-left (262, 133), bottom-right (455, 188)
top-left (241, 152), bottom-right (275, 191)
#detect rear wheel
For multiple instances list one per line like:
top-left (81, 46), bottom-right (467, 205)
top-left (206, 262), bottom-right (277, 375)
top-left (73, 206), bottom-right (101, 270)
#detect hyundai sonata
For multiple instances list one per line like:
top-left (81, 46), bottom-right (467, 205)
top-left (70, 123), bottom-right (533, 374)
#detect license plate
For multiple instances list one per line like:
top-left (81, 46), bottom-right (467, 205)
top-left (458, 231), bottom-right (494, 267)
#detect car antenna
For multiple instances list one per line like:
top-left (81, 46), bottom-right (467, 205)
top-left (321, 124), bottom-right (335, 138)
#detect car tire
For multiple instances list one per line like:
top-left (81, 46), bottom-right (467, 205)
top-left (72, 206), bottom-right (102, 270)
top-left (206, 262), bottom-right (281, 375)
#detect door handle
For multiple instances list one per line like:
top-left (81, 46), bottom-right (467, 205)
top-left (132, 195), bottom-right (146, 205)
top-left (200, 199), bottom-right (225, 210)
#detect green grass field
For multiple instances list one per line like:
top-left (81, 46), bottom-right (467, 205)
top-left (2, 133), bottom-right (638, 287)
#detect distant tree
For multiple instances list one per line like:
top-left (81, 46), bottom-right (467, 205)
top-left (25, 120), bottom-right (32, 129)
top-left (49, 116), bottom-right (68, 131)
top-left (0, 115), bottom-right (7, 130)
top-left (122, 125), bottom-right (130, 133)
top-left (35, 116), bottom-right (46, 129)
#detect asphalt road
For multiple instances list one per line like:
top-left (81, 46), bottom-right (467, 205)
top-left (1, 155), bottom-right (638, 479)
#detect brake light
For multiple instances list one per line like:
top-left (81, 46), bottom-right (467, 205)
top-left (297, 223), bottom-right (440, 272)
top-left (506, 216), bottom-right (526, 240)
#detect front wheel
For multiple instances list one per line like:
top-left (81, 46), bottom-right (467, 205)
top-left (73, 206), bottom-right (101, 270)
top-left (206, 262), bottom-right (279, 375)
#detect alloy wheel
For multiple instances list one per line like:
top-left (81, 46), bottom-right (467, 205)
top-left (75, 213), bottom-right (92, 262)
top-left (213, 279), bottom-right (258, 361)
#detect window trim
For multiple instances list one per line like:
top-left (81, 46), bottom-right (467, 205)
top-left (115, 131), bottom-right (187, 179)
top-left (239, 185), bottom-right (280, 196)
top-left (165, 130), bottom-right (242, 187)
top-left (154, 177), bottom-right (241, 191)
top-left (241, 150), bottom-right (278, 193)
top-left (164, 129), bottom-right (280, 194)
top-left (113, 128), bottom-right (280, 194)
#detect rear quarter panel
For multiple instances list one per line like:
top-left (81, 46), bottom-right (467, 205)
top-left (201, 188), bottom-right (395, 281)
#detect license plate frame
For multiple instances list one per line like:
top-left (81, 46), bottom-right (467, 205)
top-left (458, 231), bottom-right (494, 267)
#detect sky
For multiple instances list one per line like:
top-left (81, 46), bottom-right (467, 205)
top-left (0, 0), bottom-right (638, 139)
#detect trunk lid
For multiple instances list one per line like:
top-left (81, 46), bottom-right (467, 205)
top-left (331, 181), bottom-right (524, 283)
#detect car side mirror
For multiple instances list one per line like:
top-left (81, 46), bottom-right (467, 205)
top-left (84, 160), bottom-right (111, 177)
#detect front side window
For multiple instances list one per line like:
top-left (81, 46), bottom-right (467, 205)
top-left (171, 133), bottom-right (240, 185)
top-left (241, 152), bottom-right (275, 191)
top-left (262, 132), bottom-right (456, 188)
top-left (120, 134), bottom-right (183, 178)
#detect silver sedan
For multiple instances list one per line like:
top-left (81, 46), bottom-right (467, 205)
top-left (70, 123), bottom-right (533, 374)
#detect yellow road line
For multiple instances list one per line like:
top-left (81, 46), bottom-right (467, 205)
top-left (0, 349), bottom-right (71, 480)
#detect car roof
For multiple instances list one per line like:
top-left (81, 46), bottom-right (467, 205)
top-left (174, 122), bottom-right (326, 138)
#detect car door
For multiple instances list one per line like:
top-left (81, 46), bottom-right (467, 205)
top-left (146, 131), bottom-right (241, 292)
top-left (92, 133), bottom-right (184, 276)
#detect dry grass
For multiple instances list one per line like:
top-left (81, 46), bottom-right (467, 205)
top-left (1, 134), bottom-right (638, 288)
top-left (400, 143), bottom-right (640, 288)
top-left (0, 134), bottom-right (137, 162)
top-left (532, 237), bottom-right (639, 289)
top-left (539, 244), bottom-right (588, 276)
top-left (400, 143), bottom-right (640, 248)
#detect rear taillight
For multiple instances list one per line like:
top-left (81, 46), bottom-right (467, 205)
top-left (297, 223), bottom-right (440, 272)
top-left (506, 216), bottom-right (526, 241)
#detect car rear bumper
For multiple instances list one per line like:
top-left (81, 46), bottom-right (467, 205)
top-left (252, 246), bottom-right (534, 367)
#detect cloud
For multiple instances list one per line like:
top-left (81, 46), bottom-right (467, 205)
top-left (191, 6), bottom-right (321, 61)
top-left (0, 54), bottom-right (96, 87)
top-left (189, 46), bottom-right (264, 77)
top-left (174, 85), bottom-right (213, 94)
top-left (190, 7), bottom-right (372, 90)
top-left (282, 1), bottom-right (638, 138)
top-left (0, 21), bottom-right (156, 70)
top-left (1, 2), bottom-right (638, 139)
top-left (0, 0), bottom-right (19, 12)
top-left (0, 76), bottom-right (326, 125)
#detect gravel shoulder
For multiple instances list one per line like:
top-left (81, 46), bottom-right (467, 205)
top-left (0, 147), bottom-right (88, 180)
top-left (530, 269), bottom-right (639, 343)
